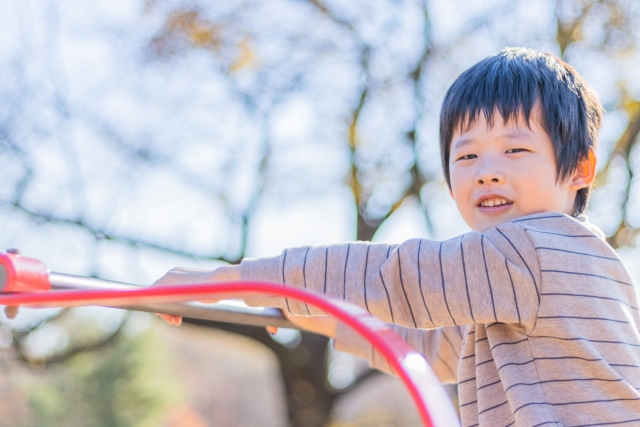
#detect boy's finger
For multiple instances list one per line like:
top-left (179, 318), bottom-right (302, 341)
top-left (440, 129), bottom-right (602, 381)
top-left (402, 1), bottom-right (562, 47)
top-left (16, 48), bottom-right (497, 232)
top-left (155, 313), bottom-right (182, 326)
top-left (4, 306), bottom-right (18, 319)
top-left (197, 299), bottom-right (221, 304)
top-left (266, 326), bottom-right (278, 335)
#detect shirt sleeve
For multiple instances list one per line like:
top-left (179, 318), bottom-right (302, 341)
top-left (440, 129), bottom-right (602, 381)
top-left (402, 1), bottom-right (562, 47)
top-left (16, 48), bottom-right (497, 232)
top-left (334, 323), bottom-right (466, 383)
top-left (241, 222), bottom-right (541, 332)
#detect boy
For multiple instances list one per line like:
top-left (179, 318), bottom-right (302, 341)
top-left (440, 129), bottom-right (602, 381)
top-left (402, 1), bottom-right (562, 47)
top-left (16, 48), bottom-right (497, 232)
top-left (156, 48), bottom-right (640, 426)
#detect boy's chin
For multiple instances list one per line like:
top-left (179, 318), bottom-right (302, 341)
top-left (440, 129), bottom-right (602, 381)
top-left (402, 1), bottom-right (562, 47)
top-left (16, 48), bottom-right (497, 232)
top-left (473, 220), bottom-right (504, 233)
top-left (471, 210), bottom-right (519, 232)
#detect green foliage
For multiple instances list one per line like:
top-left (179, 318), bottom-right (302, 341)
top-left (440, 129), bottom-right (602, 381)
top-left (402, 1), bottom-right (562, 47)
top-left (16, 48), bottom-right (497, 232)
top-left (21, 329), bottom-right (181, 427)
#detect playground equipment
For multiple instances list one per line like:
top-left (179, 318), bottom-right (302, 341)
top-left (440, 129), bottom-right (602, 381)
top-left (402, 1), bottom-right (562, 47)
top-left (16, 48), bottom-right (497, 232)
top-left (0, 250), bottom-right (460, 427)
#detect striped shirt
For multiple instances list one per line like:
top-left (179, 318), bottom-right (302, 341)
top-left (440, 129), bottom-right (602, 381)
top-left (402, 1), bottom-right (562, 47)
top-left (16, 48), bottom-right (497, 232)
top-left (241, 212), bottom-right (640, 426)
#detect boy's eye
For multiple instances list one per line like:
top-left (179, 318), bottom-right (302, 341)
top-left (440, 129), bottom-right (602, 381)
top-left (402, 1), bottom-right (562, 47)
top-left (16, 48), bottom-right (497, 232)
top-left (457, 154), bottom-right (477, 161)
top-left (507, 148), bottom-right (528, 153)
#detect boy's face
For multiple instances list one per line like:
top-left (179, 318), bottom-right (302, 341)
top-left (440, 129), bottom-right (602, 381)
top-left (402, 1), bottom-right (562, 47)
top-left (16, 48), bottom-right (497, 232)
top-left (448, 108), bottom-right (595, 232)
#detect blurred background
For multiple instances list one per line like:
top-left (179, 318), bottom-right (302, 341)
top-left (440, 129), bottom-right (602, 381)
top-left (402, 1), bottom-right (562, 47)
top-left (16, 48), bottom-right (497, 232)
top-left (1, 0), bottom-right (639, 426)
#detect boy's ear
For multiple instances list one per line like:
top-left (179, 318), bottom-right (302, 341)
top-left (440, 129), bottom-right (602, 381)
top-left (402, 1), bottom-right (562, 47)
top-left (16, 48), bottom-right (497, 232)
top-left (569, 148), bottom-right (597, 190)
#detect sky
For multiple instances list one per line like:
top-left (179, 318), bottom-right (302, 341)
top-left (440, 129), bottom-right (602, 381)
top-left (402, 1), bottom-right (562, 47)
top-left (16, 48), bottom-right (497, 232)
top-left (1, 0), bottom-right (640, 335)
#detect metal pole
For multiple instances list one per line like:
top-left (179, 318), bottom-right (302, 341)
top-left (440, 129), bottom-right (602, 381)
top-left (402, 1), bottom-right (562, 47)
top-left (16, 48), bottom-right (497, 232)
top-left (48, 272), bottom-right (297, 329)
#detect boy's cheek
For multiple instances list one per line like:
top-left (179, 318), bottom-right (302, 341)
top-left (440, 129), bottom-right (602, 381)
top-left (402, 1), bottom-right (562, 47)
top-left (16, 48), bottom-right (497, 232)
top-left (450, 195), bottom-right (477, 228)
top-left (449, 177), bottom-right (472, 205)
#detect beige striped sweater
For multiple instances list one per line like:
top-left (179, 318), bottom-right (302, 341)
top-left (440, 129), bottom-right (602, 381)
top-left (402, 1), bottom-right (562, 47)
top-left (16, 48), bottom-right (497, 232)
top-left (241, 212), bottom-right (640, 426)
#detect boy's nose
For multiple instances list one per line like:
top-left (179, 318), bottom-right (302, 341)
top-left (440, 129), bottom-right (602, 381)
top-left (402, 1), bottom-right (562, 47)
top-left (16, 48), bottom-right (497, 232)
top-left (476, 170), bottom-right (505, 185)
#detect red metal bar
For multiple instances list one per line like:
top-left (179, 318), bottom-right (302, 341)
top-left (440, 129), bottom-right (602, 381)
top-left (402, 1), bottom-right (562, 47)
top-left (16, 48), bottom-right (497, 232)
top-left (0, 252), bottom-right (50, 293)
top-left (0, 253), bottom-right (460, 426)
top-left (0, 282), bottom-right (460, 426)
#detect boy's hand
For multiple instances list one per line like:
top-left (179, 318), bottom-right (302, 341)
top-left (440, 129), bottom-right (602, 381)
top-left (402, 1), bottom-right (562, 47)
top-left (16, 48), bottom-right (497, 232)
top-left (267, 310), bottom-right (338, 338)
top-left (152, 265), bottom-right (241, 326)
top-left (4, 306), bottom-right (19, 319)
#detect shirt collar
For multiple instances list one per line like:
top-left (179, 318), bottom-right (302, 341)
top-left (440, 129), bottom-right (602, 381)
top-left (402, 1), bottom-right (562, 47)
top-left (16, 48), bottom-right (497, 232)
top-left (573, 214), bottom-right (606, 240)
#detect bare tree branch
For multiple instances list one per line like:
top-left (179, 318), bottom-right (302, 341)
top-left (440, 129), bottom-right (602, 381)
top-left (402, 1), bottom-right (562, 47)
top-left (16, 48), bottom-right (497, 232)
top-left (597, 109), bottom-right (640, 183)
top-left (4, 201), bottom-right (242, 264)
top-left (603, 110), bottom-right (640, 248)
top-left (556, 0), bottom-right (599, 55)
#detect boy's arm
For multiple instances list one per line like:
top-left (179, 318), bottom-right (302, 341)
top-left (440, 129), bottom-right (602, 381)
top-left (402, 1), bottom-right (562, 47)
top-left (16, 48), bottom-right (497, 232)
top-left (279, 312), bottom-right (463, 382)
top-left (242, 222), bottom-right (541, 332)
top-left (334, 323), bottom-right (465, 383)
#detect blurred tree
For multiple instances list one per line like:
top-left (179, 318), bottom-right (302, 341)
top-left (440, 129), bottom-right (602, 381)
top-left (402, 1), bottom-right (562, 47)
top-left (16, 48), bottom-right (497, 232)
top-left (555, 0), bottom-right (640, 247)
top-left (19, 327), bottom-right (179, 427)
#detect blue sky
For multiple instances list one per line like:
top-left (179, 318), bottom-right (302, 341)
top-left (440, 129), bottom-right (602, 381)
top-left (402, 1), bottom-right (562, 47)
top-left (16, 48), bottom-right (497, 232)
top-left (1, 0), bottom-right (639, 337)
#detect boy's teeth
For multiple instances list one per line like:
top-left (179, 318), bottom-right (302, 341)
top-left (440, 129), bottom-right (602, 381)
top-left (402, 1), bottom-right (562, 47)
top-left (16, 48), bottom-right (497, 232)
top-left (481, 198), bottom-right (510, 207)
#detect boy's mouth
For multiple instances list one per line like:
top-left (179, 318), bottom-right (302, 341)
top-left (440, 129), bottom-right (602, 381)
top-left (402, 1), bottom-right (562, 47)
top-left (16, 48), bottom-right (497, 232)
top-left (476, 195), bottom-right (513, 214)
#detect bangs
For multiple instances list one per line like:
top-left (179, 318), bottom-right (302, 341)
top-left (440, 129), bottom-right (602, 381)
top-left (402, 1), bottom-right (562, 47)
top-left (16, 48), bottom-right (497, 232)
top-left (453, 93), bottom-right (538, 137)
top-left (444, 48), bottom-right (568, 138)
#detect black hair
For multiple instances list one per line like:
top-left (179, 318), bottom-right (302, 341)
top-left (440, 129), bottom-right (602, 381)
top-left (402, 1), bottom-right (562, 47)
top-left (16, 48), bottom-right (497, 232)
top-left (439, 47), bottom-right (602, 216)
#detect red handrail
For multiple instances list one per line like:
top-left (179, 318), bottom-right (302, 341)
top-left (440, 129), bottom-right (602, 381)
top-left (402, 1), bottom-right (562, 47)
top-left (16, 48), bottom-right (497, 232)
top-left (0, 254), bottom-right (460, 426)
